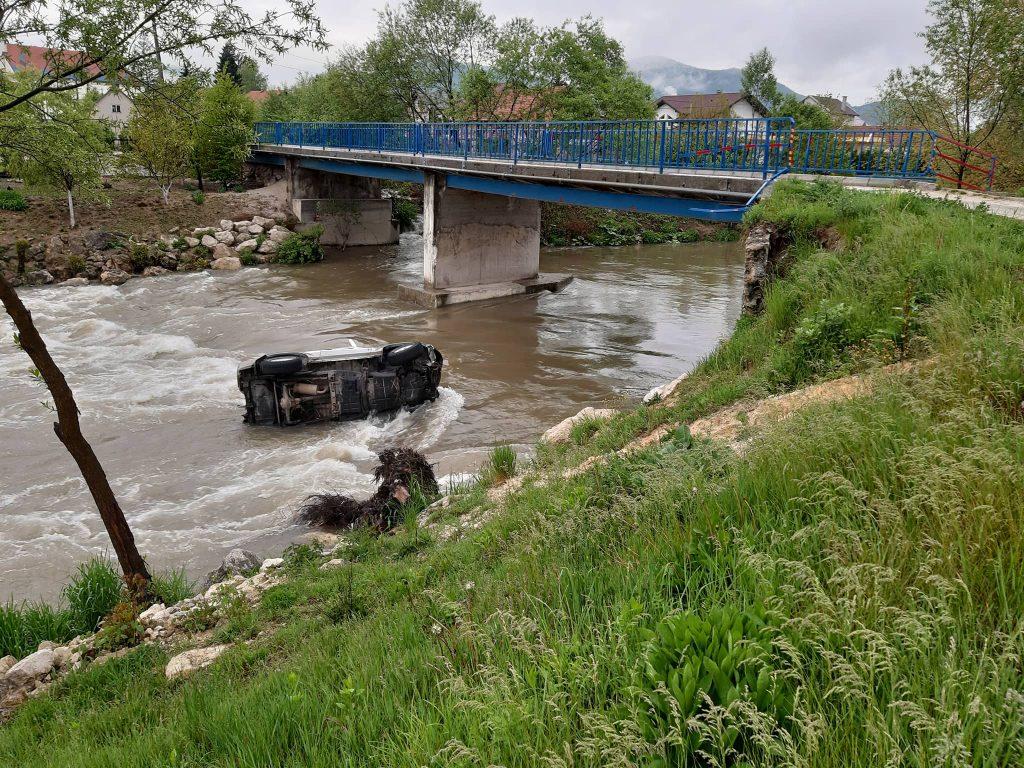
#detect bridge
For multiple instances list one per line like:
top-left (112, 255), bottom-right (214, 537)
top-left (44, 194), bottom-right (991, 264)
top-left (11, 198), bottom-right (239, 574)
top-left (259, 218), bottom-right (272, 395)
top-left (250, 118), bottom-right (947, 306)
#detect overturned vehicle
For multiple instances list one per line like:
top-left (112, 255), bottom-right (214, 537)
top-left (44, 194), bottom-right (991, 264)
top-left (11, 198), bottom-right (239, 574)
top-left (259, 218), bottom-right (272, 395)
top-left (238, 341), bottom-right (443, 426)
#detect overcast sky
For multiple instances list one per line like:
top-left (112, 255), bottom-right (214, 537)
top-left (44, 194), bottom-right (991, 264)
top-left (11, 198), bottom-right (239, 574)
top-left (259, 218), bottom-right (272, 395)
top-left (253, 0), bottom-right (931, 105)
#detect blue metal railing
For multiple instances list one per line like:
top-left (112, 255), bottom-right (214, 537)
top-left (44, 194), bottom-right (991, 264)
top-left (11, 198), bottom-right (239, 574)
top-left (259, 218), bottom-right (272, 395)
top-left (254, 119), bottom-right (938, 182)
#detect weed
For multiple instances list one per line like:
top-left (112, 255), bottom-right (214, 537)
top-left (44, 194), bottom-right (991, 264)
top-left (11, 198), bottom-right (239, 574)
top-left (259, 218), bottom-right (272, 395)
top-left (483, 444), bottom-right (517, 484)
top-left (66, 254), bottom-right (87, 274)
top-left (273, 226), bottom-right (324, 264)
top-left (191, 190), bottom-right (205, 205)
top-left (0, 188), bottom-right (27, 211)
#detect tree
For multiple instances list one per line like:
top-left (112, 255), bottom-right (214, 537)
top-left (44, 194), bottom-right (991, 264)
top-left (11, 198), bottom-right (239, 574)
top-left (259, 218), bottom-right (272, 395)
top-left (740, 47), bottom-right (780, 111)
top-left (237, 57), bottom-right (268, 92)
top-left (122, 85), bottom-right (196, 204)
top-left (195, 73), bottom-right (257, 186)
top-left (4, 84), bottom-right (109, 227)
top-left (0, 0), bottom-right (326, 591)
top-left (881, 0), bottom-right (1024, 186)
top-left (217, 42), bottom-right (242, 86)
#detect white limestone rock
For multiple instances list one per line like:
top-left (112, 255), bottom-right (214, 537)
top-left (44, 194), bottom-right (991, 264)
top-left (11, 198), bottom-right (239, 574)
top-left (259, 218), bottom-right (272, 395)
top-left (214, 230), bottom-right (235, 244)
top-left (200, 234), bottom-right (218, 248)
top-left (138, 602), bottom-right (168, 627)
top-left (252, 215), bottom-right (274, 227)
top-left (257, 239), bottom-right (278, 255)
top-left (37, 641), bottom-right (56, 651)
top-left (100, 268), bottom-right (131, 286)
top-left (0, 655), bottom-right (16, 676)
top-left (268, 226), bottom-right (291, 243)
top-left (235, 238), bottom-right (258, 252)
top-left (219, 219), bottom-right (234, 230)
top-left (246, 223), bottom-right (264, 235)
top-left (541, 407), bottom-right (618, 445)
top-left (260, 558), bottom-right (284, 572)
top-left (184, 236), bottom-right (200, 248)
top-left (165, 644), bottom-right (230, 679)
top-left (212, 243), bottom-right (233, 260)
top-left (319, 558), bottom-right (348, 571)
top-left (643, 372), bottom-right (690, 404)
top-left (5, 649), bottom-right (54, 686)
top-left (232, 220), bottom-right (252, 231)
top-left (52, 646), bottom-right (71, 668)
top-left (60, 277), bottom-right (90, 286)
top-left (142, 266), bottom-right (169, 277)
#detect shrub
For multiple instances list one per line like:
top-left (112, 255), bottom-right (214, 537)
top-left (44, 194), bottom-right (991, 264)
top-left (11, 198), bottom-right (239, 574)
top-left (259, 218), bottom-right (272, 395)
top-left (484, 445), bottom-right (517, 484)
top-left (792, 300), bottom-right (855, 366)
top-left (0, 600), bottom-right (71, 659)
top-left (66, 254), bottom-right (87, 275)
top-left (62, 558), bottom-right (123, 636)
top-left (92, 600), bottom-right (143, 652)
top-left (150, 569), bottom-right (194, 606)
top-left (191, 190), bottom-right (205, 205)
top-left (128, 242), bottom-right (156, 271)
top-left (273, 226), bottom-right (324, 265)
top-left (0, 188), bottom-right (28, 211)
top-left (393, 198), bottom-right (420, 232)
top-left (238, 248), bottom-right (259, 267)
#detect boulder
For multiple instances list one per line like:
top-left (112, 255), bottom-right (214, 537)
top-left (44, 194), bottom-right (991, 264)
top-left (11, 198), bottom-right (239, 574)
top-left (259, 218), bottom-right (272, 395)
top-left (200, 234), bottom-right (218, 248)
top-left (219, 219), bottom-right (234, 230)
top-left (192, 227), bottom-right (213, 236)
top-left (246, 223), bottom-right (264, 235)
top-left (0, 656), bottom-right (15, 676)
top-left (212, 243), bottom-right (233, 260)
top-left (83, 231), bottom-right (118, 251)
top-left (235, 238), bottom-right (258, 252)
top-left (100, 268), bottom-right (131, 286)
top-left (138, 602), bottom-right (168, 628)
top-left (203, 548), bottom-right (262, 588)
top-left (142, 266), bottom-right (169, 277)
top-left (165, 644), bottom-right (230, 679)
top-left (268, 228), bottom-right (291, 244)
top-left (257, 239), bottom-right (278, 255)
top-left (184, 237), bottom-right (200, 248)
top-left (260, 558), bottom-right (284, 572)
top-left (644, 373), bottom-right (689, 404)
top-left (4, 649), bottom-right (54, 687)
top-left (319, 558), bottom-right (348, 571)
top-left (52, 646), bottom-right (71, 668)
top-left (541, 407), bottom-right (618, 445)
top-left (232, 220), bottom-right (252, 231)
top-left (211, 256), bottom-right (242, 271)
top-left (214, 230), bottom-right (235, 244)
top-left (23, 269), bottom-right (54, 286)
top-left (60, 277), bottom-right (90, 287)
top-left (37, 641), bottom-right (56, 652)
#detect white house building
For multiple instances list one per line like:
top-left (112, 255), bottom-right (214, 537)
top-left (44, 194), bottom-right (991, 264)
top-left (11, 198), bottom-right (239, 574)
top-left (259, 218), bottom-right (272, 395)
top-left (656, 92), bottom-right (766, 120)
top-left (800, 95), bottom-right (866, 127)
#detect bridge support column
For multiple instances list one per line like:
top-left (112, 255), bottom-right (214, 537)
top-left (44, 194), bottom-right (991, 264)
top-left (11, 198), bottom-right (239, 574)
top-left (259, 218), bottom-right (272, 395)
top-left (399, 172), bottom-right (571, 308)
top-left (284, 158), bottom-right (399, 247)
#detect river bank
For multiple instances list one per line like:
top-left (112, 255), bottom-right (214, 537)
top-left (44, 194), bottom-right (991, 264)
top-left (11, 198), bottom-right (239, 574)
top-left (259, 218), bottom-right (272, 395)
top-left (3, 179), bottom-right (1023, 766)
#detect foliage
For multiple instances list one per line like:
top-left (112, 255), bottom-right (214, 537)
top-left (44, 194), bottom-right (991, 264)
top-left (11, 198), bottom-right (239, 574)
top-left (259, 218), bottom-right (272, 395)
top-left (237, 57), bottom-right (268, 92)
top-left (62, 559), bottom-right (124, 637)
top-left (191, 190), bottom-right (206, 205)
top-left (149, 569), bottom-right (194, 606)
top-left (216, 42), bottom-right (243, 86)
top-left (540, 203), bottom-right (732, 247)
top-left (122, 85), bottom-right (196, 204)
top-left (392, 197), bottom-right (420, 231)
top-left (273, 226), bottom-right (324, 264)
top-left (194, 74), bottom-right (257, 186)
top-left (484, 445), bottom-right (517, 484)
top-left (0, 188), bottom-right (27, 211)
top-left (740, 47), bottom-right (780, 111)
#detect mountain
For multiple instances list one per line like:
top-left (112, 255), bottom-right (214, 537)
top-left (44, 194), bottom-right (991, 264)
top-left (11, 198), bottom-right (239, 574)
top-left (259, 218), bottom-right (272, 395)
top-left (853, 101), bottom-right (884, 125)
top-left (629, 55), bottom-right (800, 99)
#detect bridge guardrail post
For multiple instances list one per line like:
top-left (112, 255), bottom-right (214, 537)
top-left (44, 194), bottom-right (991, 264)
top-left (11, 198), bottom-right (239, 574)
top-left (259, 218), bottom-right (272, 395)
top-left (761, 120), bottom-right (772, 179)
top-left (658, 121), bottom-right (667, 174)
top-left (512, 124), bottom-right (519, 166)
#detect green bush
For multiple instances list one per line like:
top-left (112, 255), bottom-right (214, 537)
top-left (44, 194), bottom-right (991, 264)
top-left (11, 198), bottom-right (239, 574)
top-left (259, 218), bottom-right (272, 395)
top-left (392, 198), bottom-right (420, 232)
top-left (238, 248), bottom-right (259, 267)
top-left (273, 226), bottom-right (324, 265)
top-left (484, 445), bottom-right (517, 484)
top-left (0, 600), bottom-right (71, 659)
top-left (127, 242), bottom-right (156, 271)
top-left (191, 190), bottom-right (205, 205)
top-left (62, 558), bottom-right (123, 636)
top-left (0, 188), bottom-right (28, 211)
top-left (66, 254), bottom-right (87, 275)
top-left (640, 604), bottom-right (793, 761)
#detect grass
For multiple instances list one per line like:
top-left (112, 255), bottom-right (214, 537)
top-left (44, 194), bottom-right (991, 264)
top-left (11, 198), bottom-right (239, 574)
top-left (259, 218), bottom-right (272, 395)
top-left (2, 180), bottom-right (1023, 766)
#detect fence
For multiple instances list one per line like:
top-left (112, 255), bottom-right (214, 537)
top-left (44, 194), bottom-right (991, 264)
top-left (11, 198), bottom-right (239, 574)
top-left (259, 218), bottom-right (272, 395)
top-left (254, 119), bottom-right (945, 184)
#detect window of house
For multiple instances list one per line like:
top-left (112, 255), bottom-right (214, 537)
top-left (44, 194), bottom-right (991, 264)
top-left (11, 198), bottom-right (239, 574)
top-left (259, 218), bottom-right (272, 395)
top-left (111, 104), bottom-right (121, 113)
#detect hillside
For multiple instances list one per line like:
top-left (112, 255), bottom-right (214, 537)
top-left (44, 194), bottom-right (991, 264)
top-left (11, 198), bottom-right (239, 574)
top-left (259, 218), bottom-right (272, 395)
top-left (630, 55), bottom-right (800, 99)
top-left (2, 181), bottom-right (1023, 766)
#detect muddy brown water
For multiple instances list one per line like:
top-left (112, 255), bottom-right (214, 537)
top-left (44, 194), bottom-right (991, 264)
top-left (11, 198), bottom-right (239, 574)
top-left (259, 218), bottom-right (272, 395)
top-left (1, 234), bottom-right (744, 601)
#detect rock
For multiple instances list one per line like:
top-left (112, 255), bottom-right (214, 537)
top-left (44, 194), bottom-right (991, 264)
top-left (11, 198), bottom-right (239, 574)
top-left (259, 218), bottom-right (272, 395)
top-left (644, 372), bottom-right (689, 404)
top-left (60, 277), bottom-right (90, 286)
top-left (0, 656), bottom-right (15, 676)
top-left (211, 256), bottom-right (242, 271)
top-left (252, 215), bottom-right (274, 228)
top-left (184, 237), bottom-right (200, 248)
top-left (214, 230), bottom-right (235, 244)
top-left (212, 243), bottom-right (233, 260)
top-left (541, 407), bottom-right (618, 444)
top-left (5, 649), bottom-right (54, 686)
top-left (83, 231), bottom-right (118, 251)
top-left (192, 227), bottom-right (213, 236)
top-left (232, 220), bottom-right (252, 231)
top-left (200, 234), bottom-right (218, 248)
top-left (257, 239), bottom-right (278, 255)
top-left (260, 558), bottom-right (284, 572)
top-left (203, 548), bottom-right (262, 588)
top-left (52, 646), bottom-right (71, 668)
top-left (165, 644), bottom-right (230, 679)
top-left (319, 558), bottom-right (348, 571)
top-left (235, 238), bottom-right (258, 252)
top-left (743, 222), bottom-right (779, 316)
top-left (37, 641), bottom-right (56, 652)
top-left (142, 266), bottom-right (169, 277)
top-left (246, 223), bottom-right (264, 235)
top-left (219, 219), bottom-right (234, 230)
top-left (138, 602), bottom-right (168, 627)
top-left (268, 227), bottom-right (291, 243)
top-left (23, 269), bottom-right (54, 286)
top-left (100, 268), bottom-right (131, 286)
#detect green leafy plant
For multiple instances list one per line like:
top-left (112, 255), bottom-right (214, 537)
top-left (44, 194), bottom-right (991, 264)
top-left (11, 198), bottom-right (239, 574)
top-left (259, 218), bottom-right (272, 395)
top-left (273, 226), bottom-right (324, 265)
top-left (483, 444), bottom-right (517, 485)
top-left (66, 254), bottom-right (87, 275)
top-left (62, 558), bottom-right (123, 636)
top-left (128, 242), bottom-right (156, 271)
top-left (91, 600), bottom-right (143, 652)
top-left (238, 248), bottom-right (259, 266)
top-left (191, 190), bottom-right (205, 205)
top-left (393, 197), bottom-right (420, 231)
top-left (793, 300), bottom-right (855, 365)
top-left (0, 188), bottom-right (28, 211)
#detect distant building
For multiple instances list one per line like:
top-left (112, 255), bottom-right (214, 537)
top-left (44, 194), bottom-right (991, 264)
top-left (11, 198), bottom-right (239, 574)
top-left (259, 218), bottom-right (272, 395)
top-left (2, 43), bottom-right (133, 134)
top-left (800, 95), bottom-right (866, 127)
top-left (655, 92), bottom-right (766, 120)
top-left (246, 90), bottom-right (271, 104)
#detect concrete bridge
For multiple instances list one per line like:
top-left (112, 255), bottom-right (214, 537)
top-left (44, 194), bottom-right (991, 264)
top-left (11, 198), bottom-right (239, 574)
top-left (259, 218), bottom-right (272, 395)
top-left (251, 119), bottom-right (938, 306)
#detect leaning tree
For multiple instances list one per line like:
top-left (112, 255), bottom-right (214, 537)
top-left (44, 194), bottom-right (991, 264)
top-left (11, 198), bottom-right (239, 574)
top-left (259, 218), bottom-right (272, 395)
top-left (0, 0), bottom-right (326, 591)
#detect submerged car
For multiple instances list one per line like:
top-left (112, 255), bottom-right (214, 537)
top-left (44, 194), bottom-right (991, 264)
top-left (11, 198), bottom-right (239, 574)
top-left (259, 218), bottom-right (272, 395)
top-left (238, 341), bottom-right (443, 426)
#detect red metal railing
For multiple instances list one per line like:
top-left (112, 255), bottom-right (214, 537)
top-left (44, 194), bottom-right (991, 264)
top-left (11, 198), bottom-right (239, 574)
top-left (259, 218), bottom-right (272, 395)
top-left (933, 134), bottom-right (998, 191)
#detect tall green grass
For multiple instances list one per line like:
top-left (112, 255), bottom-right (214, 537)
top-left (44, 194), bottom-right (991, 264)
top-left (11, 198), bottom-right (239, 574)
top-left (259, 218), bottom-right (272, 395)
top-left (2, 181), bottom-right (1023, 766)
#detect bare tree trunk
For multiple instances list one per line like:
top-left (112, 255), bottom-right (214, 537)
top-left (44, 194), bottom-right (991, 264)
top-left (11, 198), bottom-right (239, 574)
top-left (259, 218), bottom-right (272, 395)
top-left (0, 274), bottom-right (152, 592)
top-left (162, 184), bottom-right (170, 205)
top-left (66, 189), bottom-right (76, 228)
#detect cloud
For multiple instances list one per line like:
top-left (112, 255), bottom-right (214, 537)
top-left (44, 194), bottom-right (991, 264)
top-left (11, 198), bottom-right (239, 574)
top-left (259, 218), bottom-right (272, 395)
top-left (247, 0), bottom-right (931, 104)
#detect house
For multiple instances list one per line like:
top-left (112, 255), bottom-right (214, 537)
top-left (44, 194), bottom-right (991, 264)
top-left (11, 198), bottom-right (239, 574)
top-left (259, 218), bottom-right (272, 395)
top-left (246, 90), bottom-right (271, 104)
top-left (2, 42), bottom-right (132, 133)
top-left (801, 95), bottom-right (866, 127)
top-left (656, 92), bottom-right (766, 120)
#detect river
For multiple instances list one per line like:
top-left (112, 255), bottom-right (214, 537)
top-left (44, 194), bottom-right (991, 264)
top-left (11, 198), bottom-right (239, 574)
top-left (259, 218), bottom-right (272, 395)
top-left (1, 234), bottom-right (744, 601)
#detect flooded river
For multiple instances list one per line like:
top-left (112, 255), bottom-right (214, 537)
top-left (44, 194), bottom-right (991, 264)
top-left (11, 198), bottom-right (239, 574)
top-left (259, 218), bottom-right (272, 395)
top-left (1, 234), bottom-right (743, 601)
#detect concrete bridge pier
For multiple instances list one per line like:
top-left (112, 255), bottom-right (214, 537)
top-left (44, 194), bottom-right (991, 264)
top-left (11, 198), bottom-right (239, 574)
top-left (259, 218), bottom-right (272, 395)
top-left (284, 159), bottom-right (399, 247)
top-left (399, 172), bottom-right (571, 308)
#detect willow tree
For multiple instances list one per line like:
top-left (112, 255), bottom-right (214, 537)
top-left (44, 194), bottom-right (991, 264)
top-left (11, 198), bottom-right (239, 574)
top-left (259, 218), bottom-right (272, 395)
top-left (0, 0), bottom-right (326, 591)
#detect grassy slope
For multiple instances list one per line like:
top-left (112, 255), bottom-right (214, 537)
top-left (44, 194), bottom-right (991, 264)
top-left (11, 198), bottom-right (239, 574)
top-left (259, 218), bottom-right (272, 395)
top-left (3, 180), bottom-right (1023, 767)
